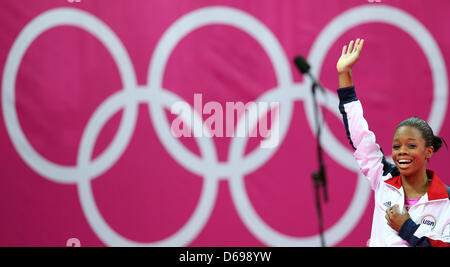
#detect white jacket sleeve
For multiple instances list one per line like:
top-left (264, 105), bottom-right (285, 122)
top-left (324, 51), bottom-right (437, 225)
top-left (337, 86), bottom-right (399, 191)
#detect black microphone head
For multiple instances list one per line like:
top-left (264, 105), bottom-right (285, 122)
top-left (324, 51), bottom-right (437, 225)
top-left (293, 55), bottom-right (310, 74)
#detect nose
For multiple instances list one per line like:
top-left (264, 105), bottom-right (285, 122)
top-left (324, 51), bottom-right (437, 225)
top-left (398, 145), bottom-right (409, 155)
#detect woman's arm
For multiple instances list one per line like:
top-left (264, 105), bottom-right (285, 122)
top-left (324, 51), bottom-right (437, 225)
top-left (336, 39), bottom-right (398, 190)
top-left (388, 205), bottom-right (450, 247)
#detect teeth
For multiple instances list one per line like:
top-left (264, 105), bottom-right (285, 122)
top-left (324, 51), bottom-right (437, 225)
top-left (398, 160), bottom-right (412, 164)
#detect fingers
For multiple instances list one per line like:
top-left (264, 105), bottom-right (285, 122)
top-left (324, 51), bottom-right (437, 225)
top-left (347, 40), bottom-right (354, 54)
top-left (385, 206), bottom-right (395, 219)
top-left (342, 38), bottom-right (364, 55)
top-left (357, 39), bottom-right (364, 53)
top-left (402, 206), bottom-right (408, 214)
top-left (352, 39), bottom-right (360, 53)
top-left (341, 45), bottom-right (347, 56)
top-left (385, 207), bottom-right (391, 218)
top-left (354, 38), bottom-right (364, 53)
top-left (392, 204), bottom-right (399, 213)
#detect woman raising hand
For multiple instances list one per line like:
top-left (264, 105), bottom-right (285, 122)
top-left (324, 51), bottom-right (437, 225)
top-left (336, 38), bottom-right (450, 247)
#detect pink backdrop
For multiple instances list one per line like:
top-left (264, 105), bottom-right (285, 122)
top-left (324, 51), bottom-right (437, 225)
top-left (1, 0), bottom-right (450, 246)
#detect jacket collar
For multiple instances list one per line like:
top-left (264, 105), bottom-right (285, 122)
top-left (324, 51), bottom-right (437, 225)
top-left (384, 170), bottom-right (449, 201)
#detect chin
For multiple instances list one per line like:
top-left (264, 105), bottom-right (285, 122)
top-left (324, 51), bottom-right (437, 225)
top-left (396, 164), bottom-right (414, 177)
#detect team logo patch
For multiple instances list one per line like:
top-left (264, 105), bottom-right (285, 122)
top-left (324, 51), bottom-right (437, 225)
top-left (420, 215), bottom-right (437, 230)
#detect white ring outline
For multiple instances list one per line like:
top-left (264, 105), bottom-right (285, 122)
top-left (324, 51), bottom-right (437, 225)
top-left (2, 5), bottom-right (447, 246)
top-left (306, 5), bottom-right (448, 165)
top-left (2, 8), bottom-right (220, 246)
top-left (227, 5), bottom-right (448, 246)
top-left (147, 6), bottom-right (294, 178)
top-left (78, 88), bottom-right (220, 246)
top-left (2, 8), bottom-right (138, 184)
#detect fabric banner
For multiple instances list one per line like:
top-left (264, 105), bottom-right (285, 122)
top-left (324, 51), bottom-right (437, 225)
top-left (1, 0), bottom-right (449, 246)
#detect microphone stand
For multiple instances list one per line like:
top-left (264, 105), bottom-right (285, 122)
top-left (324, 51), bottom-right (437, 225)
top-left (293, 56), bottom-right (329, 247)
top-left (308, 72), bottom-right (328, 247)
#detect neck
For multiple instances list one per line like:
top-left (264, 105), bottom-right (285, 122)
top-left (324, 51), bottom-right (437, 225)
top-left (401, 168), bottom-right (430, 198)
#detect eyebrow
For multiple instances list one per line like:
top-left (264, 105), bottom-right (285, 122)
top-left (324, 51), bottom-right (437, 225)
top-left (393, 138), bottom-right (417, 141)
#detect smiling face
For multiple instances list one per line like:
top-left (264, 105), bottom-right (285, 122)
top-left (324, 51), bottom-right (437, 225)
top-left (392, 126), bottom-right (434, 177)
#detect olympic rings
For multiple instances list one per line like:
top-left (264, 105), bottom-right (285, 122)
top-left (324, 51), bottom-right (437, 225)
top-left (2, 5), bottom-right (447, 246)
top-left (2, 8), bottom-right (138, 184)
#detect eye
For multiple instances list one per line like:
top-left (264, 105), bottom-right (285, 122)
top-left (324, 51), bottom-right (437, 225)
top-left (408, 144), bottom-right (417, 148)
top-left (392, 145), bottom-right (400, 150)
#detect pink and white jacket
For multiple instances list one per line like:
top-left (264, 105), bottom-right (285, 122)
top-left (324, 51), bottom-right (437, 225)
top-left (338, 86), bottom-right (450, 247)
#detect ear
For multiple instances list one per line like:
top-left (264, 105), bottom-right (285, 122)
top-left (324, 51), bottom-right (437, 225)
top-left (426, 146), bottom-right (434, 160)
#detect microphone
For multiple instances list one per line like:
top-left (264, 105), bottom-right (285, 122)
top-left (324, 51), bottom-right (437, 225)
top-left (293, 55), bottom-right (310, 74)
top-left (293, 55), bottom-right (324, 92)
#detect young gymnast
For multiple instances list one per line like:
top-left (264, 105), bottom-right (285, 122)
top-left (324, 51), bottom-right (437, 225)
top-left (336, 38), bottom-right (450, 246)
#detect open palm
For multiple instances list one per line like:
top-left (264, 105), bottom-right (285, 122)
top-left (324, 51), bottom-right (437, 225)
top-left (336, 39), bottom-right (364, 73)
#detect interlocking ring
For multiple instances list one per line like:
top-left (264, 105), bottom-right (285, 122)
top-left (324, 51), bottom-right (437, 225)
top-left (2, 5), bottom-right (447, 246)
